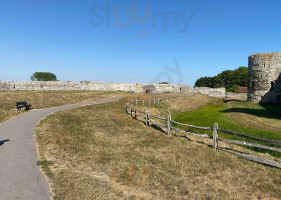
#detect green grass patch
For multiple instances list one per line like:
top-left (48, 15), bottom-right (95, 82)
top-left (37, 160), bottom-right (54, 178)
top-left (228, 100), bottom-right (281, 120)
top-left (174, 100), bottom-right (281, 157)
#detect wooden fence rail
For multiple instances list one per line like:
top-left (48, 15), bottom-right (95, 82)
top-left (125, 104), bottom-right (281, 169)
top-left (171, 127), bottom-right (213, 139)
top-left (171, 120), bottom-right (212, 131)
top-left (136, 114), bottom-right (146, 120)
top-left (128, 93), bottom-right (192, 107)
top-left (218, 129), bottom-right (281, 145)
top-left (150, 114), bottom-right (167, 121)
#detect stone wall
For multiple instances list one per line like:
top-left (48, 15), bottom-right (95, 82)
top-left (0, 81), bottom-right (192, 94)
top-left (0, 81), bottom-right (228, 98)
top-left (225, 92), bottom-right (247, 100)
top-left (247, 52), bottom-right (281, 103)
top-left (13, 81), bottom-right (80, 91)
top-left (0, 81), bottom-right (15, 90)
top-left (192, 87), bottom-right (226, 98)
top-left (259, 73), bottom-right (281, 104)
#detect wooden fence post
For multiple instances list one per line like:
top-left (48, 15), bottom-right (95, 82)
top-left (148, 101), bottom-right (151, 106)
top-left (130, 106), bottom-right (133, 117)
top-left (213, 123), bottom-right (218, 149)
top-left (136, 99), bottom-right (138, 105)
top-left (125, 105), bottom-right (128, 114)
top-left (158, 98), bottom-right (160, 103)
top-left (167, 115), bottom-right (171, 135)
top-left (142, 100), bottom-right (144, 105)
top-left (146, 110), bottom-right (150, 126)
top-left (134, 108), bottom-right (137, 120)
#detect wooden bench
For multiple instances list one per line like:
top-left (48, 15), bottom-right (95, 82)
top-left (16, 102), bottom-right (32, 110)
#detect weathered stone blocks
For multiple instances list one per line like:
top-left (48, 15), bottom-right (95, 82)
top-left (248, 52), bottom-right (281, 103)
top-left (0, 81), bottom-right (227, 98)
top-left (192, 87), bottom-right (226, 98)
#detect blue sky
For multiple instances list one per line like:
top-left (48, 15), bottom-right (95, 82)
top-left (1, 0), bottom-right (281, 86)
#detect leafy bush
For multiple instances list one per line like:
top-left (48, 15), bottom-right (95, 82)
top-left (31, 72), bottom-right (57, 81)
top-left (195, 67), bottom-right (248, 91)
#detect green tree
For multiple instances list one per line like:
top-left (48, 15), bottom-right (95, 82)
top-left (31, 72), bottom-right (57, 81)
top-left (194, 66), bottom-right (248, 92)
top-left (159, 82), bottom-right (169, 84)
top-left (194, 77), bottom-right (213, 87)
top-left (233, 67), bottom-right (248, 86)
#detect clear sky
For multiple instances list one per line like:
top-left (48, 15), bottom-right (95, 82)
top-left (1, 0), bottom-right (281, 86)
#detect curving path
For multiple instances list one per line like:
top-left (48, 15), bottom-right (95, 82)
top-left (0, 97), bottom-right (122, 200)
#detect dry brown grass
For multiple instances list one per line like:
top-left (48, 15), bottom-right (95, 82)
top-left (36, 94), bottom-right (281, 200)
top-left (0, 90), bottom-right (124, 123)
top-left (161, 94), bottom-right (214, 113)
top-left (127, 93), bottom-right (213, 117)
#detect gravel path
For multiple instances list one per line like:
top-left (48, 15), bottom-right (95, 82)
top-left (0, 97), bottom-right (122, 200)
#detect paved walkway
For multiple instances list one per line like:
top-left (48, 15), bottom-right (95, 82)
top-left (0, 97), bottom-right (122, 200)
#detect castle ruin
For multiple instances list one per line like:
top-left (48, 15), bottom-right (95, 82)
top-left (247, 52), bottom-right (281, 103)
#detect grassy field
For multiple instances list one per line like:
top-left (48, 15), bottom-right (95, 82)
top-left (174, 99), bottom-right (281, 157)
top-left (36, 94), bottom-right (281, 200)
top-left (0, 90), bottom-right (124, 123)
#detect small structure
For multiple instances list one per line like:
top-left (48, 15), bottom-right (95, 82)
top-left (238, 86), bottom-right (248, 93)
top-left (142, 85), bottom-right (156, 94)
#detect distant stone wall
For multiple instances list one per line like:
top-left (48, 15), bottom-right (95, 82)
top-left (0, 81), bottom-right (192, 93)
top-left (0, 81), bottom-right (15, 90)
top-left (0, 81), bottom-right (229, 98)
top-left (14, 81), bottom-right (80, 91)
top-left (225, 92), bottom-right (247, 100)
top-left (192, 87), bottom-right (226, 98)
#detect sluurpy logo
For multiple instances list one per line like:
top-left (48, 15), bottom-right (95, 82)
top-left (90, 1), bottom-right (194, 40)
top-left (151, 58), bottom-right (184, 84)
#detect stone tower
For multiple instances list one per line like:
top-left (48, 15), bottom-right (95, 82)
top-left (247, 52), bottom-right (281, 103)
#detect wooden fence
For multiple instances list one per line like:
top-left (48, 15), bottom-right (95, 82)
top-left (130, 93), bottom-right (191, 106)
top-left (125, 105), bottom-right (281, 169)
